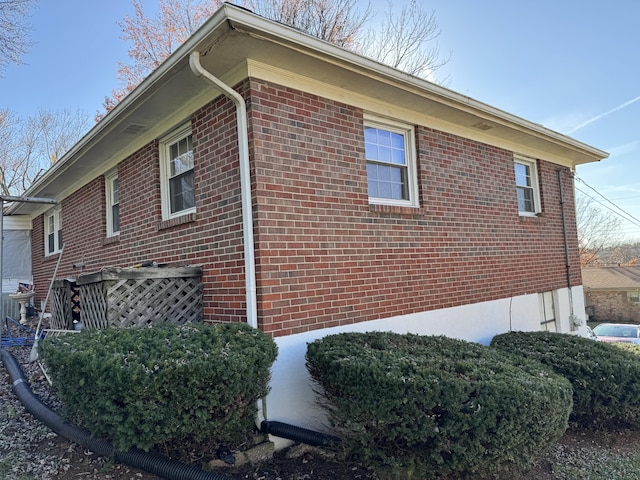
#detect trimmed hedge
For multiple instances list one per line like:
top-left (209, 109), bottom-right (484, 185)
top-left (39, 322), bottom-right (278, 451)
top-left (306, 332), bottom-right (572, 479)
top-left (491, 331), bottom-right (640, 428)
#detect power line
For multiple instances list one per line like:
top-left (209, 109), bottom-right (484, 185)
top-left (608, 195), bottom-right (640, 201)
top-left (575, 186), bottom-right (640, 229)
top-left (574, 176), bottom-right (640, 229)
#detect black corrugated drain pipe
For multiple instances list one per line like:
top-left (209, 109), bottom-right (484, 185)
top-left (1, 348), bottom-right (232, 480)
top-left (260, 420), bottom-right (341, 448)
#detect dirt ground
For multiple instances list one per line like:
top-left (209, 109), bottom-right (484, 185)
top-left (32, 432), bottom-right (380, 480)
top-left (24, 422), bottom-right (640, 480)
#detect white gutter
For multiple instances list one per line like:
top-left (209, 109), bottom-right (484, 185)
top-left (189, 51), bottom-right (258, 330)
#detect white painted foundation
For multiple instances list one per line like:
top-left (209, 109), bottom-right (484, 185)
top-left (263, 286), bottom-right (587, 449)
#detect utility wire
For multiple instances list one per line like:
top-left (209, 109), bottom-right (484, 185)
top-left (576, 185), bottom-right (640, 229)
top-left (575, 186), bottom-right (640, 234)
top-left (574, 176), bottom-right (640, 229)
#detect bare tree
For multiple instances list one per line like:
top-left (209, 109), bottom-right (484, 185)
top-left (0, 109), bottom-right (90, 195)
top-left (96, 0), bottom-right (223, 121)
top-left (0, 0), bottom-right (36, 76)
top-left (576, 192), bottom-right (623, 267)
top-left (249, 0), bottom-right (371, 48)
top-left (356, 0), bottom-right (447, 78)
top-left (98, 0), bottom-right (448, 118)
top-left (606, 243), bottom-right (640, 267)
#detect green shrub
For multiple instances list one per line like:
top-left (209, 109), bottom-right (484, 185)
top-left (491, 331), bottom-right (640, 428)
top-left (39, 322), bottom-right (278, 451)
top-left (306, 332), bottom-right (572, 479)
top-left (613, 342), bottom-right (640, 356)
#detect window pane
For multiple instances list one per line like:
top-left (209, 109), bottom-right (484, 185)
top-left (364, 127), bottom-right (377, 144)
top-left (514, 162), bottom-right (531, 187)
top-left (367, 164), bottom-right (379, 197)
top-left (170, 136), bottom-right (194, 177)
top-left (365, 128), bottom-right (405, 166)
top-left (390, 147), bottom-right (405, 165)
top-left (170, 171), bottom-right (195, 213)
top-left (112, 204), bottom-right (120, 233)
top-left (367, 164), bottom-right (408, 200)
top-left (517, 186), bottom-right (534, 212)
top-left (112, 178), bottom-right (119, 204)
top-left (48, 233), bottom-right (54, 254)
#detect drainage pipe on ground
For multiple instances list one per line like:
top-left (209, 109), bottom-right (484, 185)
top-left (260, 420), bottom-right (341, 448)
top-left (1, 348), bottom-right (232, 480)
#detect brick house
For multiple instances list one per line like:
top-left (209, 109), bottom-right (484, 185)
top-left (7, 4), bottom-right (607, 438)
top-left (583, 267), bottom-right (640, 322)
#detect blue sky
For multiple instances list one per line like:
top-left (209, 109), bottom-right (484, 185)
top-left (2, 0), bottom-right (639, 240)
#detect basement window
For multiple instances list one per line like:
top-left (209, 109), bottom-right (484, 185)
top-left (539, 291), bottom-right (557, 332)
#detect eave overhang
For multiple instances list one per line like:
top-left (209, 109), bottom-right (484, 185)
top-left (7, 3), bottom-right (608, 216)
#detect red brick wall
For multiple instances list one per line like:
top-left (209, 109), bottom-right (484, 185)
top-left (32, 77), bottom-right (582, 337)
top-left (248, 78), bottom-right (582, 336)
top-left (32, 92), bottom-right (248, 322)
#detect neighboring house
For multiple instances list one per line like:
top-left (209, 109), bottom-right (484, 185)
top-left (583, 267), bottom-right (640, 322)
top-left (6, 4), bottom-right (607, 442)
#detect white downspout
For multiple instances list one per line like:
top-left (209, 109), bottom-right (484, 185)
top-left (189, 51), bottom-right (258, 330)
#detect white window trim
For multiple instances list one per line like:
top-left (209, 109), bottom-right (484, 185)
top-left (514, 155), bottom-right (541, 216)
top-left (159, 124), bottom-right (196, 221)
top-left (105, 170), bottom-right (120, 237)
top-left (364, 115), bottom-right (419, 208)
top-left (44, 207), bottom-right (62, 256)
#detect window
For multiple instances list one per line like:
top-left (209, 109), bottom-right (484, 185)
top-left (539, 291), bottom-right (557, 332)
top-left (45, 208), bottom-right (63, 255)
top-left (514, 156), bottom-right (540, 215)
top-left (628, 292), bottom-right (640, 305)
top-left (160, 125), bottom-right (195, 219)
top-left (364, 117), bottom-right (418, 207)
top-left (105, 171), bottom-right (120, 237)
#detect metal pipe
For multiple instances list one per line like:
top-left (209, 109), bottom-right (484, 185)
top-left (0, 195), bottom-right (57, 205)
top-left (557, 169), bottom-right (575, 318)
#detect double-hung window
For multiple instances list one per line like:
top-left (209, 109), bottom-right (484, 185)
top-left (514, 156), bottom-right (541, 215)
top-left (45, 208), bottom-right (63, 255)
top-left (105, 171), bottom-right (120, 237)
top-left (160, 125), bottom-right (195, 219)
top-left (364, 117), bottom-right (418, 207)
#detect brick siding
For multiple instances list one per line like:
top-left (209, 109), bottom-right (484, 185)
top-left (31, 77), bottom-right (582, 337)
top-left (585, 291), bottom-right (640, 323)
